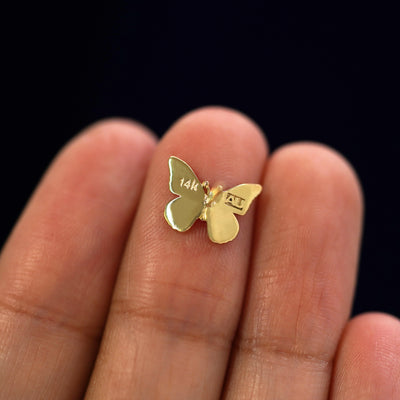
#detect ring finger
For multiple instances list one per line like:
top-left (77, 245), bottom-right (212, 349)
top-left (222, 143), bottom-right (363, 399)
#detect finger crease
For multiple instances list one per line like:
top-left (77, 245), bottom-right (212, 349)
top-left (113, 301), bottom-right (232, 350)
top-left (233, 335), bottom-right (332, 372)
top-left (0, 297), bottom-right (101, 342)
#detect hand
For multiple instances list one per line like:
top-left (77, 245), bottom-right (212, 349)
top-left (0, 107), bottom-right (399, 399)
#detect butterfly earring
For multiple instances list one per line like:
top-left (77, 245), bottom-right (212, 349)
top-left (164, 156), bottom-right (262, 244)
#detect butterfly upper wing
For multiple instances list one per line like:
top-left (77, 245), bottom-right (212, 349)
top-left (164, 156), bottom-right (205, 232)
top-left (206, 184), bottom-right (262, 243)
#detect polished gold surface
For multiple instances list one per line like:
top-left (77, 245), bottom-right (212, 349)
top-left (205, 183), bottom-right (262, 243)
top-left (164, 156), bottom-right (262, 244)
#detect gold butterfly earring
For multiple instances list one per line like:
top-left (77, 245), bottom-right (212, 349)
top-left (164, 156), bottom-right (262, 244)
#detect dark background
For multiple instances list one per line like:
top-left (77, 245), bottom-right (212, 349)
top-left (2, 2), bottom-right (399, 316)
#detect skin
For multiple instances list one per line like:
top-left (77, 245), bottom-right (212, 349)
top-left (0, 107), bottom-right (399, 399)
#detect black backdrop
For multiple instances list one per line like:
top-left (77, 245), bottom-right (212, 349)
top-left (2, 2), bottom-right (399, 317)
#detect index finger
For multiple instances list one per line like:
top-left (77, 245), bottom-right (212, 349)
top-left (0, 119), bottom-right (156, 399)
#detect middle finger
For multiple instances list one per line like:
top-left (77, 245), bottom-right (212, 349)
top-left (86, 107), bottom-right (268, 399)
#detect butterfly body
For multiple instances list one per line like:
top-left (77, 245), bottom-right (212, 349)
top-left (164, 156), bottom-right (262, 244)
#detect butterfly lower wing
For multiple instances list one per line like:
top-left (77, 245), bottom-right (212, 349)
top-left (206, 183), bottom-right (262, 243)
top-left (165, 197), bottom-right (204, 231)
top-left (206, 205), bottom-right (239, 243)
top-left (164, 156), bottom-right (205, 232)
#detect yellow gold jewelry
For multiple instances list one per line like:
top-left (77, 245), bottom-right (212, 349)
top-left (164, 156), bottom-right (262, 244)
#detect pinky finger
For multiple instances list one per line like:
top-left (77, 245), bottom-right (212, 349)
top-left (330, 312), bottom-right (400, 400)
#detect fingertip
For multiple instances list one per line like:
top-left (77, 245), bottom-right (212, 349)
top-left (163, 106), bottom-right (269, 164)
top-left (82, 116), bottom-right (157, 140)
top-left (343, 312), bottom-right (400, 355)
top-left (68, 117), bottom-right (157, 159)
top-left (41, 118), bottom-right (157, 198)
top-left (332, 312), bottom-right (400, 399)
top-left (270, 141), bottom-right (364, 217)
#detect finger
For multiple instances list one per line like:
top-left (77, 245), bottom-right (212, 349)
top-left (0, 119), bottom-right (156, 400)
top-left (330, 312), bottom-right (400, 400)
top-left (85, 107), bottom-right (268, 399)
top-left (222, 143), bottom-right (363, 399)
